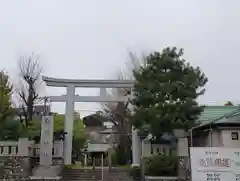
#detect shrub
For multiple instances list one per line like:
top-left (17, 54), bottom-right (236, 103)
top-left (130, 166), bottom-right (141, 180)
top-left (115, 146), bottom-right (128, 165)
top-left (111, 151), bottom-right (118, 166)
top-left (145, 154), bottom-right (178, 176)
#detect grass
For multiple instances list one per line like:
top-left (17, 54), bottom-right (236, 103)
top-left (64, 162), bottom-right (84, 169)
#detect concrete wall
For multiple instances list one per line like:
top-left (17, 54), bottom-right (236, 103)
top-left (205, 130), bottom-right (223, 147)
top-left (0, 139), bottom-right (63, 157)
top-left (220, 129), bottom-right (240, 147)
top-left (142, 140), bottom-right (173, 157)
top-left (198, 128), bottom-right (240, 148)
top-left (152, 144), bottom-right (173, 155)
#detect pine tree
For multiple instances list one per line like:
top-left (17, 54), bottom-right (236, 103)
top-left (132, 47), bottom-right (208, 138)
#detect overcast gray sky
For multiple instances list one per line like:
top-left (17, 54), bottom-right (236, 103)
top-left (1, 0), bottom-right (240, 117)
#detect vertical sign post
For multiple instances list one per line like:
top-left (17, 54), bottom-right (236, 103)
top-left (40, 116), bottom-right (54, 166)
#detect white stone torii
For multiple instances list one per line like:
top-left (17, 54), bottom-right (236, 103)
top-left (42, 76), bottom-right (141, 166)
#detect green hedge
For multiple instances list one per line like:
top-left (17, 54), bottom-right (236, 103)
top-left (111, 146), bottom-right (131, 165)
top-left (145, 154), bottom-right (178, 176)
top-left (130, 166), bottom-right (141, 180)
top-left (111, 151), bottom-right (118, 166)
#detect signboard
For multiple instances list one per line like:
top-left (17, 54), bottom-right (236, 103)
top-left (190, 147), bottom-right (240, 181)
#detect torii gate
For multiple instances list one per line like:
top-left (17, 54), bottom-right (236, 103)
top-left (42, 76), bottom-right (141, 165)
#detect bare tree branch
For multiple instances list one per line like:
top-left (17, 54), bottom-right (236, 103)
top-left (15, 53), bottom-right (43, 126)
top-left (102, 51), bottom-right (147, 116)
top-left (19, 54), bottom-right (43, 84)
top-left (98, 52), bottom-right (147, 163)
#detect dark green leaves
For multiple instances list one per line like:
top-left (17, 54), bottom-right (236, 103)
top-left (132, 47), bottom-right (208, 138)
top-left (0, 71), bottom-right (14, 127)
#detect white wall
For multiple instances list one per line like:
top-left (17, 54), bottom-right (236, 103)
top-left (204, 128), bottom-right (240, 148)
top-left (221, 129), bottom-right (240, 148)
top-left (142, 140), bottom-right (173, 157)
top-left (206, 130), bottom-right (223, 147)
top-left (152, 144), bottom-right (172, 155)
top-left (143, 128), bottom-right (240, 157)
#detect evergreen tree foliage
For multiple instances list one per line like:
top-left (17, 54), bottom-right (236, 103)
top-left (132, 47), bottom-right (208, 138)
top-left (0, 120), bottom-right (22, 140)
top-left (0, 70), bottom-right (14, 127)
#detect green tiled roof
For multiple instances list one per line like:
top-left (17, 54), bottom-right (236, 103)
top-left (213, 111), bottom-right (240, 124)
top-left (198, 106), bottom-right (237, 122)
top-left (194, 106), bottom-right (240, 129)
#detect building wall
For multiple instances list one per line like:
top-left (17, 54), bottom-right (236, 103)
top-left (84, 126), bottom-right (118, 144)
top-left (193, 134), bottom-right (208, 147)
top-left (205, 130), bottom-right (223, 147)
top-left (199, 128), bottom-right (240, 148)
top-left (220, 129), bottom-right (240, 147)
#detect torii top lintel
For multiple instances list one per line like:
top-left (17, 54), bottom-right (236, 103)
top-left (42, 76), bottom-right (134, 88)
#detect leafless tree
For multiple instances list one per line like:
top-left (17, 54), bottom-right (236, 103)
top-left (99, 52), bottom-right (147, 164)
top-left (16, 54), bottom-right (43, 127)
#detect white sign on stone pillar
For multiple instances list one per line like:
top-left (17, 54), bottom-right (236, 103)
top-left (40, 116), bottom-right (54, 166)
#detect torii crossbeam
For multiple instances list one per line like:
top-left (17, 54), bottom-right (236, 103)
top-left (42, 76), bottom-right (141, 166)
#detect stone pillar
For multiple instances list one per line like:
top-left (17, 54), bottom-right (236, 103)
top-left (18, 138), bottom-right (29, 156)
top-left (132, 127), bottom-right (141, 166)
top-left (18, 138), bottom-right (31, 176)
top-left (3, 146), bottom-right (8, 155)
top-left (12, 146), bottom-right (17, 155)
top-left (177, 137), bottom-right (189, 157)
top-left (54, 140), bottom-right (64, 157)
top-left (64, 85), bottom-right (75, 165)
top-left (84, 154), bottom-right (87, 166)
top-left (142, 140), bottom-right (151, 157)
top-left (60, 140), bottom-right (64, 158)
top-left (40, 116), bottom-right (54, 166)
top-left (176, 130), bottom-right (190, 181)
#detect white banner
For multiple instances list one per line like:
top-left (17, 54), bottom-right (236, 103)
top-left (190, 147), bottom-right (240, 181)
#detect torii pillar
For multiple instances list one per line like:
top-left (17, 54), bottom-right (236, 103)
top-left (64, 85), bottom-right (75, 164)
top-left (42, 76), bottom-right (141, 165)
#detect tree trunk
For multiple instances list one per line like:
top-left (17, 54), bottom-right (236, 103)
top-left (117, 134), bottom-right (131, 165)
top-left (27, 84), bottom-right (34, 123)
